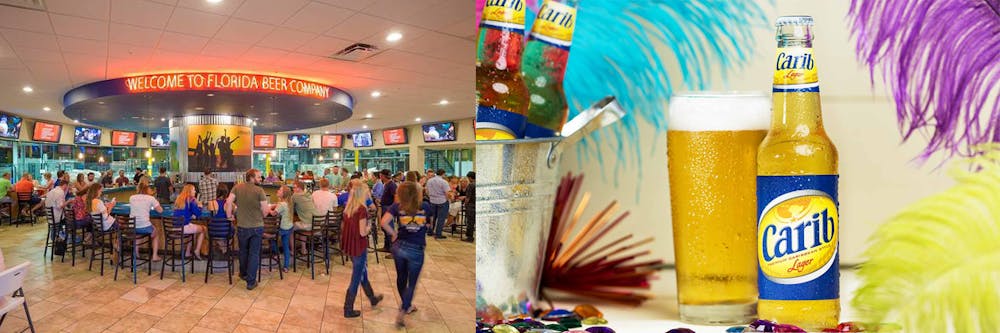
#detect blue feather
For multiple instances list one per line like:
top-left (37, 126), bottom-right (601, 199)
top-left (524, 0), bottom-right (770, 183)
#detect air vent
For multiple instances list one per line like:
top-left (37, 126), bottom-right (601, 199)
top-left (0, 0), bottom-right (45, 11)
top-left (329, 43), bottom-right (381, 62)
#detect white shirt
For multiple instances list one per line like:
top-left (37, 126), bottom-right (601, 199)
top-left (45, 186), bottom-right (66, 222)
top-left (91, 199), bottom-right (114, 231)
top-left (129, 194), bottom-right (161, 229)
top-left (426, 176), bottom-right (450, 204)
top-left (312, 189), bottom-right (338, 215)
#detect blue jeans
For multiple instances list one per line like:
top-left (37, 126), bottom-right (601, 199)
top-left (431, 202), bottom-right (449, 237)
top-left (345, 253), bottom-right (376, 312)
top-left (238, 227), bottom-right (263, 285)
top-left (391, 241), bottom-right (425, 312)
top-left (278, 228), bottom-right (293, 269)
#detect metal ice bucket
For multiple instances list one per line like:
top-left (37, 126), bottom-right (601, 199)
top-left (475, 97), bottom-right (625, 317)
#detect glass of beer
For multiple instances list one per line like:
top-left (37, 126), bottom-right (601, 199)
top-left (667, 92), bottom-right (769, 324)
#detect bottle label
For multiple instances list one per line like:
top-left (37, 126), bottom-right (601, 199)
top-left (476, 105), bottom-right (526, 140)
top-left (481, 0), bottom-right (526, 31)
top-left (773, 47), bottom-right (819, 92)
top-left (757, 175), bottom-right (839, 300)
top-left (529, 1), bottom-right (577, 49)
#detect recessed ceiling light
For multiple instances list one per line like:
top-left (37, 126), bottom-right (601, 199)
top-left (324, 130), bottom-right (329, 134)
top-left (98, 101), bottom-right (105, 105)
top-left (386, 32), bottom-right (403, 42)
top-left (195, 106), bottom-right (204, 110)
top-left (269, 112), bottom-right (279, 115)
top-left (438, 99), bottom-right (449, 105)
top-left (160, 118), bottom-right (166, 121)
top-left (21, 86), bottom-right (32, 93)
top-left (206, 0), bottom-right (223, 4)
top-left (365, 113), bottom-right (373, 119)
top-left (362, 125), bottom-right (368, 129)
top-left (207, 93), bottom-right (215, 97)
top-left (415, 117), bottom-right (421, 122)
top-left (371, 91), bottom-right (382, 98)
top-left (42, 106), bottom-right (51, 111)
top-left (73, 119), bottom-right (79, 123)
top-left (313, 102), bottom-right (320, 106)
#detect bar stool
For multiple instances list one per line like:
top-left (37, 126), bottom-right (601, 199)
top-left (366, 208), bottom-right (381, 264)
top-left (160, 216), bottom-right (195, 282)
top-left (115, 216), bottom-right (153, 284)
top-left (293, 214), bottom-right (330, 279)
top-left (43, 207), bottom-right (65, 262)
top-left (206, 218), bottom-right (235, 284)
top-left (88, 213), bottom-right (116, 276)
top-left (0, 198), bottom-right (12, 225)
top-left (260, 216), bottom-right (283, 282)
top-left (66, 214), bottom-right (90, 267)
top-left (14, 192), bottom-right (36, 226)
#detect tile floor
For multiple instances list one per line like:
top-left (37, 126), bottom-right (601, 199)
top-left (0, 222), bottom-right (475, 333)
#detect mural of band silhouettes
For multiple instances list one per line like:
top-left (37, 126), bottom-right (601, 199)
top-left (186, 124), bottom-right (251, 172)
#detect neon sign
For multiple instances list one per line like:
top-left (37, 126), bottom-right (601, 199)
top-left (124, 73), bottom-right (331, 99)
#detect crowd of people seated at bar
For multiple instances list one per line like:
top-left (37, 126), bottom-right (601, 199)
top-left (1, 165), bottom-right (475, 327)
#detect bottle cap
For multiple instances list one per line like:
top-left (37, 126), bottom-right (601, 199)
top-left (775, 16), bottom-right (814, 27)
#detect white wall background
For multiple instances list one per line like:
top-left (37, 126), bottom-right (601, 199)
top-left (558, 0), bottom-right (956, 293)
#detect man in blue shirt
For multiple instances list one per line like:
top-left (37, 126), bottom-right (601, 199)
top-left (425, 169), bottom-right (451, 239)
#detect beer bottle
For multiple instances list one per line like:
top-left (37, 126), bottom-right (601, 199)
top-left (476, 0), bottom-right (530, 140)
top-left (757, 16), bottom-right (840, 330)
top-left (522, 0), bottom-right (579, 138)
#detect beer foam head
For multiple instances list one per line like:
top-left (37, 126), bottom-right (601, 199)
top-left (668, 92), bottom-right (770, 131)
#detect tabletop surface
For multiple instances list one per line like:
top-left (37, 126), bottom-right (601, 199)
top-left (546, 269), bottom-right (862, 333)
top-left (111, 202), bottom-right (213, 219)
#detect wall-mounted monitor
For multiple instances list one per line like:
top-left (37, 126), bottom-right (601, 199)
top-left (422, 122), bottom-right (457, 142)
top-left (321, 134), bottom-right (343, 148)
top-left (382, 128), bottom-right (408, 145)
top-left (352, 132), bottom-right (373, 148)
top-left (150, 133), bottom-right (170, 148)
top-left (33, 122), bottom-right (62, 143)
top-left (74, 126), bottom-right (102, 145)
top-left (0, 112), bottom-right (23, 139)
top-left (286, 134), bottom-right (310, 148)
top-left (253, 134), bottom-right (276, 148)
top-left (111, 130), bottom-right (137, 146)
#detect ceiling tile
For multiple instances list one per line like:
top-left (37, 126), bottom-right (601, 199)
top-left (257, 27), bottom-right (316, 51)
top-left (176, 0), bottom-right (245, 15)
top-left (324, 13), bottom-right (390, 41)
top-left (439, 17), bottom-right (475, 40)
top-left (156, 31), bottom-right (209, 52)
top-left (0, 5), bottom-right (53, 33)
top-left (56, 36), bottom-right (109, 57)
top-left (314, 0), bottom-right (376, 11)
top-left (24, 61), bottom-right (70, 81)
top-left (2, 29), bottom-right (61, 51)
top-left (214, 18), bottom-right (274, 43)
top-left (12, 47), bottom-right (64, 63)
top-left (109, 23), bottom-right (162, 47)
top-left (360, 0), bottom-right (447, 28)
top-left (281, 1), bottom-right (354, 34)
top-left (50, 14), bottom-right (109, 41)
top-left (294, 35), bottom-right (352, 57)
top-left (46, 0), bottom-right (111, 21)
top-left (0, 57), bottom-right (24, 70)
top-left (108, 43), bottom-right (155, 59)
top-left (201, 39), bottom-right (252, 58)
top-left (397, 31), bottom-right (473, 62)
top-left (239, 46), bottom-right (289, 65)
top-left (165, 7), bottom-right (227, 37)
top-left (232, 0), bottom-right (309, 25)
top-left (110, 0), bottom-right (175, 29)
top-left (107, 58), bottom-right (151, 78)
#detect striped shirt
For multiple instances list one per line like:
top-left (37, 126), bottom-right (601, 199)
top-left (198, 176), bottom-right (218, 204)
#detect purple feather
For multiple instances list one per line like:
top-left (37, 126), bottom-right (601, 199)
top-left (848, 0), bottom-right (1000, 161)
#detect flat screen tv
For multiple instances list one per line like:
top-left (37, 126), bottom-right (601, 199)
top-left (286, 134), bottom-right (310, 148)
top-left (111, 130), bottom-right (137, 146)
top-left (253, 134), bottom-right (276, 148)
top-left (382, 128), bottom-right (408, 145)
top-left (0, 112), bottom-right (23, 139)
top-left (352, 132), bottom-right (373, 148)
top-left (74, 126), bottom-right (102, 145)
top-left (321, 134), bottom-right (343, 148)
top-left (150, 133), bottom-right (170, 148)
top-left (422, 122), bottom-right (457, 142)
top-left (33, 122), bottom-right (62, 143)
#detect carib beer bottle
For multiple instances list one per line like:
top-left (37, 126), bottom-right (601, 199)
top-left (756, 16), bottom-right (840, 330)
top-left (476, 0), bottom-right (530, 140)
top-left (522, 0), bottom-right (579, 138)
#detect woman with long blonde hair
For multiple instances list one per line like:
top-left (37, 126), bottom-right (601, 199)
top-left (341, 179), bottom-right (384, 317)
top-left (380, 180), bottom-right (431, 328)
top-left (172, 184), bottom-right (206, 260)
top-left (272, 185), bottom-right (295, 271)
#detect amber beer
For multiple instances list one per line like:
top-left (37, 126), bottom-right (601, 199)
top-left (667, 93), bottom-right (769, 324)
